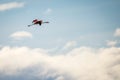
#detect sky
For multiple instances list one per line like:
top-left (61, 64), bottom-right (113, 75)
top-left (0, 0), bottom-right (120, 80)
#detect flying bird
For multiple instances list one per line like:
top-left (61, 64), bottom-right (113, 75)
top-left (28, 19), bottom-right (49, 27)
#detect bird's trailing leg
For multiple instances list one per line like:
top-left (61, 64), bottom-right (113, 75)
top-left (43, 21), bottom-right (49, 23)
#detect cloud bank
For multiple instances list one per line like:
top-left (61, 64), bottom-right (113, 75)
top-left (0, 46), bottom-right (120, 80)
top-left (0, 2), bottom-right (24, 11)
top-left (10, 31), bottom-right (32, 40)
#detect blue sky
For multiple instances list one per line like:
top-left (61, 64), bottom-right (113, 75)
top-left (0, 0), bottom-right (120, 48)
top-left (0, 0), bottom-right (120, 80)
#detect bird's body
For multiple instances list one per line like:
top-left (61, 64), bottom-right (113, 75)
top-left (28, 19), bottom-right (49, 27)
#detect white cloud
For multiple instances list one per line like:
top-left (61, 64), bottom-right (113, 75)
top-left (63, 41), bottom-right (77, 50)
top-left (114, 28), bottom-right (120, 37)
top-left (44, 8), bottom-right (52, 15)
top-left (10, 31), bottom-right (32, 40)
top-left (106, 40), bottom-right (117, 47)
top-left (0, 46), bottom-right (120, 80)
top-left (0, 2), bottom-right (24, 11)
